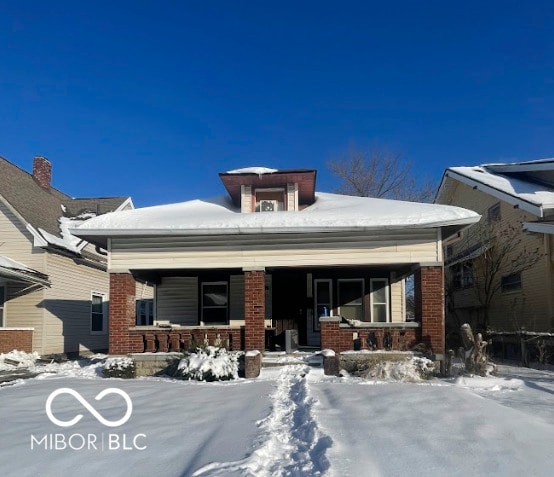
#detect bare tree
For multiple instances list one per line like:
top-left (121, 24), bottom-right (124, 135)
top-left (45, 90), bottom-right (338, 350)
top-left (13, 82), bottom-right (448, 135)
top-left (447, 219), bottom-right (544, 331)
top-left (327, 146), bottom-right (435, 202)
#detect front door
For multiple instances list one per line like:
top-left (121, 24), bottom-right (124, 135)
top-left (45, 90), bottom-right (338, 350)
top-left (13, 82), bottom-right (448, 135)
top-left (272, 271), bottom-right (307, 345)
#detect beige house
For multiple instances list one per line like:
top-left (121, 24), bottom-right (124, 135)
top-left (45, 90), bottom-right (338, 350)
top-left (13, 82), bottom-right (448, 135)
top-left (73, 167), bottom-right (479, 358)
top-left (435, 159), bottom-right (554, 335)
top-left (0, 155), bottom-right (151, 355)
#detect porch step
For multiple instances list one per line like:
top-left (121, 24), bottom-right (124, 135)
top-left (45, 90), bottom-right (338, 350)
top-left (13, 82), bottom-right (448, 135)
top-left (261, 351), bottom-right (322, 368)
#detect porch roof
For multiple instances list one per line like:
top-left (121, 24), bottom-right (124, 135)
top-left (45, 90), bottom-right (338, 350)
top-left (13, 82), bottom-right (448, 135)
top-left (72, 192), bottom-right (480, 248)
top-left (0, 256), bottom-right (51, 287)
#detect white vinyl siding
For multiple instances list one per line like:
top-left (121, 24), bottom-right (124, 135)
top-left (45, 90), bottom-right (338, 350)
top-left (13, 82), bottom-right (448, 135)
top-left (109, 230), bottom-right (441, 272)
top-left (156, 277), bottom-right (198, 325)
top-left (42, 253), bottom-right (110, 354)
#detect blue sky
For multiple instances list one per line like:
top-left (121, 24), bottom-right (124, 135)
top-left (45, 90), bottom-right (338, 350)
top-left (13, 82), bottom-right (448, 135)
top-left (1, 0), bottom-right (553, 207)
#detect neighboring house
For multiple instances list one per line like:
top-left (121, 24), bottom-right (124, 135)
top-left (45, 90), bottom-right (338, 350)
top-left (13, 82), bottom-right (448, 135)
top-left (435, 159), bottom-right (554, 336)
top-left (0, 155), bottom-right (146, 355)
top-left (73, 166), bottom-right (479, 359)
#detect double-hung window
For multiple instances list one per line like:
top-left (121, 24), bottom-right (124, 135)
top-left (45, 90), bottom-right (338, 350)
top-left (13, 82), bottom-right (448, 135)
top-left (338, 279), bottom-right (364, 321)
top-left (91, 292), bottom-right (107, 334)
top-left (201, 282), bottom-right (228, 325)
top-left (370, 278), bottom-right (390, 322)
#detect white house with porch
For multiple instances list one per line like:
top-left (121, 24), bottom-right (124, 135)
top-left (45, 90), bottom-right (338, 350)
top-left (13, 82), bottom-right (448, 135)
top-left (72, 167), bottom-right (479, 358)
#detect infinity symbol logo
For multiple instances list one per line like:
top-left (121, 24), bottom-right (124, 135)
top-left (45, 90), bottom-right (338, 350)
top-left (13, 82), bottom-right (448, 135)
top-left (45, 388), bottom-right (133, 428)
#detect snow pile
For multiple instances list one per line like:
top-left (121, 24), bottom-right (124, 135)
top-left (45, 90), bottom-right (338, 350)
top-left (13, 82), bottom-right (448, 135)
top-left (103, 356), bottom-right (136, 378)
top-left (177, 347), bottom-right (239, 381)
top-left (363, 356), bottom-right (435, 382)
top-left (0, 350), bottom-right (40, 371)
top-left (454, 375), bottom-right (524, 391)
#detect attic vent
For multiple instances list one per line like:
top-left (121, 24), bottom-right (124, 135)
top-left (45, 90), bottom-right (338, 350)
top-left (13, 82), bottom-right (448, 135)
top-left (259, 200), bottom-right (277, 212)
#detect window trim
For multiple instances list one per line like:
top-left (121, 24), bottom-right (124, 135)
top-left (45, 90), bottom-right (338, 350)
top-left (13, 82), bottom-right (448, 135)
top-left (314, 279), bottom-right (333, 331)
top-left (338, 278), bottom-right (365, 322)
top-left (488, 202), bottom-right (501, 223)
top-left (451, 260), bottom-right (474, 290)
top-left (370, 278), bottom-right (390, 323)
top-left (501, 272), bottom-right (522, 293)
top-left (201, 281), bottom-right (229, 325)
top-left (90, 292), bottom-right (107, 335)
top-left (136, 299), bottom-right (154, 326)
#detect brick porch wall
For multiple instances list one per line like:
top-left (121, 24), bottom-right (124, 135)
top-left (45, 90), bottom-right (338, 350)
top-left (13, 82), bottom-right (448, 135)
top-left (0, 329), bottom-right (33, 353)
top-left (244, 270), bottom-right (265, 351)
top-left (415, 266), bottom-right (445, 355)
top-left (109, 273), bottom-right (136, 355)
top-left (320, 318), bottom-right (419, 353)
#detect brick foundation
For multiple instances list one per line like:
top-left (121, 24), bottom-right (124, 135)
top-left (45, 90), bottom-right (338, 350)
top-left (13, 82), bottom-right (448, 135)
top-left (109, 273), bottom-right (136, 355)
top-left (415, 266), bottom-right (445, 355)
top-left (0, 329), bottom-right (33, 354)
top-left (244, 270), bottom-right (265, 351)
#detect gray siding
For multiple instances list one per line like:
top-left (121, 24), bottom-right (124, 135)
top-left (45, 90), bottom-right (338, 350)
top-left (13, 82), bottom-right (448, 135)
top-left (156, 277), bottom-right (198, 325)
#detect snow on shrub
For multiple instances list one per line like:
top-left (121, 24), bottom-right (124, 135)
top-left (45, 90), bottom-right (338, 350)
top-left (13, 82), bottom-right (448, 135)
top-left (176, 346), bottom-right (239, 381)
top-left (103, 357), bottom-right (136, 379)
top-left (0, 350), bottom-right (40, 371)
top-left (363, 357), bottom-right (435, 382)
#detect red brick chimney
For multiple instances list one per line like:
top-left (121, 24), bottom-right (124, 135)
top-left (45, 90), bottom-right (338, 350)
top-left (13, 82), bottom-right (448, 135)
top-left (33, 156), bottom-right (52, 190)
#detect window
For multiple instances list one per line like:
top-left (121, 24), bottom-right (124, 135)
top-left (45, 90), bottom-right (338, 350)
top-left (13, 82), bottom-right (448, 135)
top-left (314, 279), bottom-right (332, 330)
top-left (488, 202), bottom-right (501, 223)
top-left (446, 245), bottom-right (453, 258)
top-left (501, 272), bottom-right (522, 293)
top-left (452, 261), bottom-right (474, 289)
top-left (136, 299), bottom-right (154, 326)
top-left (338, 279), bottom-right (364, 321)
top-left (91, 293), bottom-right (107, 334)
top-left (201, 282), bottom-right (228, 325)
top-left (0, 285), bottom-right (5, 327)
top-left (370, 278), bottom-right (390, 323)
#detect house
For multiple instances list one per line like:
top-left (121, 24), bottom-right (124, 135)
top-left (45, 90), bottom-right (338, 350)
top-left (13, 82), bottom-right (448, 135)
top-left (435, 159), bottom-right (554, 339)
top-left (0, 155), bottom-right (151, 356)
top-left (73, 166), bottom-right (479, 359)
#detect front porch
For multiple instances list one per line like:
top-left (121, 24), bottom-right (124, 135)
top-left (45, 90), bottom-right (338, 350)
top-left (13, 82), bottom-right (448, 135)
top-left (109, 265), bottom-right (445, 357)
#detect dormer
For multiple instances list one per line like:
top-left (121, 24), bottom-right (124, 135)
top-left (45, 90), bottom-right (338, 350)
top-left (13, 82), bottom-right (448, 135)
top-left (219, 167), bottom-right (317, 213)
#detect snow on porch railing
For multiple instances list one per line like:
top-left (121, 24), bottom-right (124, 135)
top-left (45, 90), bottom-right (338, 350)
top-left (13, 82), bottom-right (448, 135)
top-left (128, 326), bottom-right (244, 353)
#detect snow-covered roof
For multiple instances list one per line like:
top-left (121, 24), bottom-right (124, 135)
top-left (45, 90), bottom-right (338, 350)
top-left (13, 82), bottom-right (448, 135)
top-left (73, 192), bottom-right (480, 245)
top-left (444, 164), bottom-right (554, 217)
top-left (225, 167), bottom-right (278, 175)
top-left (0, 256), bottom-right (51, 287)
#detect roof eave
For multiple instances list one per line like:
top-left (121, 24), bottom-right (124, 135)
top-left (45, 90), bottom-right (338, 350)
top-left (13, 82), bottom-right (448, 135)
top-left (445, 169), bottom-right (545, 218)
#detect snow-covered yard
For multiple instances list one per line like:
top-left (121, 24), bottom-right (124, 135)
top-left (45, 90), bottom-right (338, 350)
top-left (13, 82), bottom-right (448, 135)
top-left (1, 352), bottom-right (554, 477)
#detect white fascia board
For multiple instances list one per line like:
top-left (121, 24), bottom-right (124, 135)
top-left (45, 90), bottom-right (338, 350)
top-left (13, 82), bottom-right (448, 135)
top-left (71, 217), bottom-right (481, 239)
top-left (523, 222), bottom-right (554, 235)
top-left (445, 169), bottom-right (544, 218)
top-left (26, 224), bottom-right (49, 247)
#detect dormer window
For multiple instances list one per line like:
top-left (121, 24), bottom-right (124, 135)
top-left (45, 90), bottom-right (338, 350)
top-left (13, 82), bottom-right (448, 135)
top-left (255, 189), bottom-right (284, 212)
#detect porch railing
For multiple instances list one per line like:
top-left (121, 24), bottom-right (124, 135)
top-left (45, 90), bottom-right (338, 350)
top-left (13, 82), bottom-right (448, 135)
top-left (128, 326), bottom-right (244, 353)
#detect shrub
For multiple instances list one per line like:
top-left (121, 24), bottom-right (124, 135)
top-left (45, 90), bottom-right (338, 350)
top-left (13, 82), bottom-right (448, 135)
top-left (175, 347), bottom-right (239, 381)
top-left (102, 357), bottom-right (136, 379)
